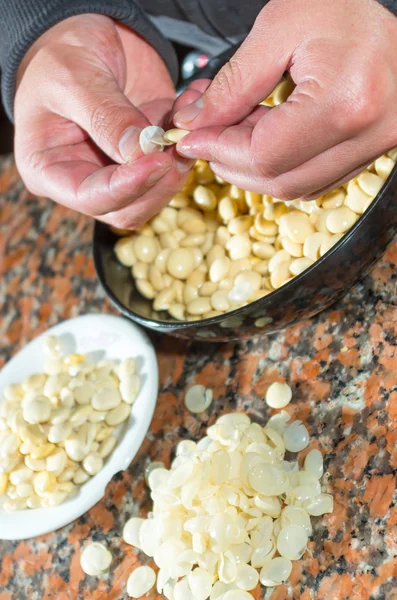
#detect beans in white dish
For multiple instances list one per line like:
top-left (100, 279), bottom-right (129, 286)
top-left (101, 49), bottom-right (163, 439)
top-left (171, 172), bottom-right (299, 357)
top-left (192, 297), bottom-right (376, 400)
top-left (0, 336), bottom-right (141, 510)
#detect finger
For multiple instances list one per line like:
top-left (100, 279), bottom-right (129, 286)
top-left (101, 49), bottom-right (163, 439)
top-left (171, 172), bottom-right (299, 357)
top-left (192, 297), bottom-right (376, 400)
top-left (209, 135), bottom-right (383, 200)
top-left (172, 79), bottom-right (211, 117)
top-left (264, 138), bottom-right (382, 200)
top-left (138, 97), bottom-right (174, 129)
top-left (174, 92), bottom-right (269, 134)
top-left (34, 138), bottom-right (110, 170)
top-left (47, 68), bottom-right (151, 164)
top-left (302, 165), bottom-right (371, 200)
top-left (178, 73), bottom-right (367, 179)
top-left (177, 123), bottom-right (254, 169)
top-left (209, 160), bottom-right (369, 200)
top-left (174, 14), bottom-right (291, 129)
top-left (177, 79), bottom-right (356, 179)
top-left (35, 144), bottom-right (174, 214)
top-left (209, 161), bottom-right (272, 194)
top-left (100, 147), bottom-right (195, 229)
top-left (239, 104), bottom-right (270, 128)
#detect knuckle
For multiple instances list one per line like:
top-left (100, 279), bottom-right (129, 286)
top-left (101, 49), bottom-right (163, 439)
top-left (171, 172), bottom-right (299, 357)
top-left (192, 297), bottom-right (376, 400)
top-left (268, 180), bottom-right (297, 201)
top-left (255, 154), bottom-right (284, 180)
top-left (251, 133), bottom-right (285, 180)
top-left (209, 59), bottom-right (245, 110)
top-left (15, 155), bottom-right (41, 196)
top-left (332, 77), bottom-right (381, 133)
top-left (89, 99), bottom-right (124, 145)
top-left (110, 211), bottom-right (143, 231)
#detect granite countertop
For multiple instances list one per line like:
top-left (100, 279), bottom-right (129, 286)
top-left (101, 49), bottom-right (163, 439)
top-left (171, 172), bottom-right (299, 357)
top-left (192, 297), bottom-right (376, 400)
top-left (0, 154), bottom-right (396, 600)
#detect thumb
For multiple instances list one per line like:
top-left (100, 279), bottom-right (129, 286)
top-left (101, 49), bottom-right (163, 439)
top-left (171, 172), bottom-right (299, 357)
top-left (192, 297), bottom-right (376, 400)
top-left (57, 71), bottom-right (151, 164)
top-left (174, 16), bottom-right (291, 130)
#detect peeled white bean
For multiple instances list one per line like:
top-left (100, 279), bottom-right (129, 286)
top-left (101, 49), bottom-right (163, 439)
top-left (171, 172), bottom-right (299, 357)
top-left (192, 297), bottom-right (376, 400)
top-left (185, 385), bottom-right (213, 413)
top-left (303, 493), bottom-right (334, 516)
top-left (73, 468), bottom-right (90, 485)
top-left (24, 455), bottom-right (46, 472)
top-left (22, 396), bottom-right (52, 424)
top-left (65, 435), bottom-right (88, 462)
top-left (98, 436), bottom-right (117, 459)
top-left (277, 524), bottom-right (308, 560)
top-left (127, 566), bottom-right (156, 597)
top-left (0, 432), bottom-right (20, 458)
top-left (260, 557), bottom-right (292, 586)
top-left (283, 421), bottom-right (310, 452)
top-left (119, 373), bottom-right (140, 404)
top-left (304, 448), bottom-right (324, 479)
top-left (235, 564), bottom-right (259, 591)
top-left (83, 454), bottom-right (104, 476)
top-left (9, 466), bottom-right (33, 486)
top-left (188, 568), bottom-right (213, 600)
top-left (123, 517), bottom-right (145, 547)
top-left (265, 382), bottom-right (292, 409)
top-left (80, 542), bottom-right (112, 576)
top-left (47, 420), bottom-right (73, 443)
top-left (91, 388), bottom-right (121, 411)
top-left (46, 449), bottom-right (67, 474)
top-left (105, 403), bottom-right (131, 426)
top-left (73, 382), bottom-right (96, 405)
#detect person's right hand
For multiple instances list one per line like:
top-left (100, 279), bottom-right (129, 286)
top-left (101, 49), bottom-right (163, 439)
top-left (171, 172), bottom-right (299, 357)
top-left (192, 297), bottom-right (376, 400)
top-left (14, 14), bottom-right (193, 229)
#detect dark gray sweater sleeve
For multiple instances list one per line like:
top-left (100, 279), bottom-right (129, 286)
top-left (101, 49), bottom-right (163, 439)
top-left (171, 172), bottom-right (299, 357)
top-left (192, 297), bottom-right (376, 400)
top-left (0, 0), bottom-right (178, 121)
top-left (379, 0), bottom-right (397, 13)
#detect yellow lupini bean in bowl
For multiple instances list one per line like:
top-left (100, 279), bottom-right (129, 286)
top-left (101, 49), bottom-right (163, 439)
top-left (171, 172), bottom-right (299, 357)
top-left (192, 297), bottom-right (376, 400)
top-left (113, 142), bottom-right (395, 323)
top-left (94, 75), bottom-right (397, 340)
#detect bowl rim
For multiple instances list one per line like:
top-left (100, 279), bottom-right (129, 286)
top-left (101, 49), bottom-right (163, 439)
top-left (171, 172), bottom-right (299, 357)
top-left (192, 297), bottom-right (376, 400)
top-left (93, 163), bottom-right (396, 330)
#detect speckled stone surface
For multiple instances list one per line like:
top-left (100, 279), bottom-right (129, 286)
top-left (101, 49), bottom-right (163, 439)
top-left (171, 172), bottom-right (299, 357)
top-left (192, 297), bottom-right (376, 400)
top-left (0, 154), bottom-right (396, 600)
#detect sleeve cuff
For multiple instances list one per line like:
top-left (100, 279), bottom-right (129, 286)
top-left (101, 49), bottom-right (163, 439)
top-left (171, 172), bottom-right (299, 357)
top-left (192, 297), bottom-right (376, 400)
top-left (377, 0), bottom-right (397, 15)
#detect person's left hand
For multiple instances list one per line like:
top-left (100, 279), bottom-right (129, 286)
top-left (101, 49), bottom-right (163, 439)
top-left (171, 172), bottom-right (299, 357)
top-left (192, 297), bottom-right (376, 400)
top-left (173, 0), bottom-right (397, 200)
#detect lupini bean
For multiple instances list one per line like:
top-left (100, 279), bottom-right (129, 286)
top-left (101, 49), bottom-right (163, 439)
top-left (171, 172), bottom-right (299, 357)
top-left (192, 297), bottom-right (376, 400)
top-left (22, 396), bottom-right (52, 424)
top-left (105, 403), bottom-right (131, 426)
top-left (326, 207), bottom-right (357, 234)
top-left (73, 468), bottom-right (90, 485)
top-left (91, 388), bottom-right (121, 411)
top-left (106, 96), bottom-right (393, 322)
top-left (83, 454), bottom-right (104, 476)
top-left (167, 248), bottom-right (195, 280)
top-left (0, 336), bottom-right (142, 512)
top-left (33, 471), bottom-right (57, 497)
top-left (98, 436), bottom-right (118, 459)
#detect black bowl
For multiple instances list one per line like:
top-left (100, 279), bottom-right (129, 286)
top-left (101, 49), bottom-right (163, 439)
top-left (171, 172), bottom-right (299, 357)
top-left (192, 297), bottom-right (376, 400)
top-left (93, 161), bottom-right (397, 342)
top-left (94, 49), bottom-right (397, 342)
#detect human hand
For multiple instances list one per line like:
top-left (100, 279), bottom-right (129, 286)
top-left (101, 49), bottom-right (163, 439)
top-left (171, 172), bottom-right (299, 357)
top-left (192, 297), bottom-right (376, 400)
top-left (174, 0), bottom-right (397, 200)
top-left (15, 14), bottom-right (193, 229)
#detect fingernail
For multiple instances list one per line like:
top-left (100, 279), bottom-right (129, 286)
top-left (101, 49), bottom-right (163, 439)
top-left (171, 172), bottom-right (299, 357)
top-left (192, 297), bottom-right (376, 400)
top-left (146, 165), bottom-right (172, 185)
top-left (175, 96), bottom-right (203, 124)
top-left (119, 126), bottom-right (141, 162)
top-left (175, 157), bottom-right (195, 173)
top-left (175, 147), bottom-right (196, 159)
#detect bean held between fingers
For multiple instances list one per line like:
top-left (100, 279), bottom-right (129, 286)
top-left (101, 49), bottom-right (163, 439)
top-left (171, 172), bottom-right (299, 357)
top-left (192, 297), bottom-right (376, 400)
top-left (139, 126), bottom-right (190, 154)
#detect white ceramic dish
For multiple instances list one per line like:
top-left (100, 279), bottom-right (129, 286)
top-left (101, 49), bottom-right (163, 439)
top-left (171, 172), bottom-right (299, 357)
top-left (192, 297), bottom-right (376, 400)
top-left (0, 314), bottom-right (158, 540)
